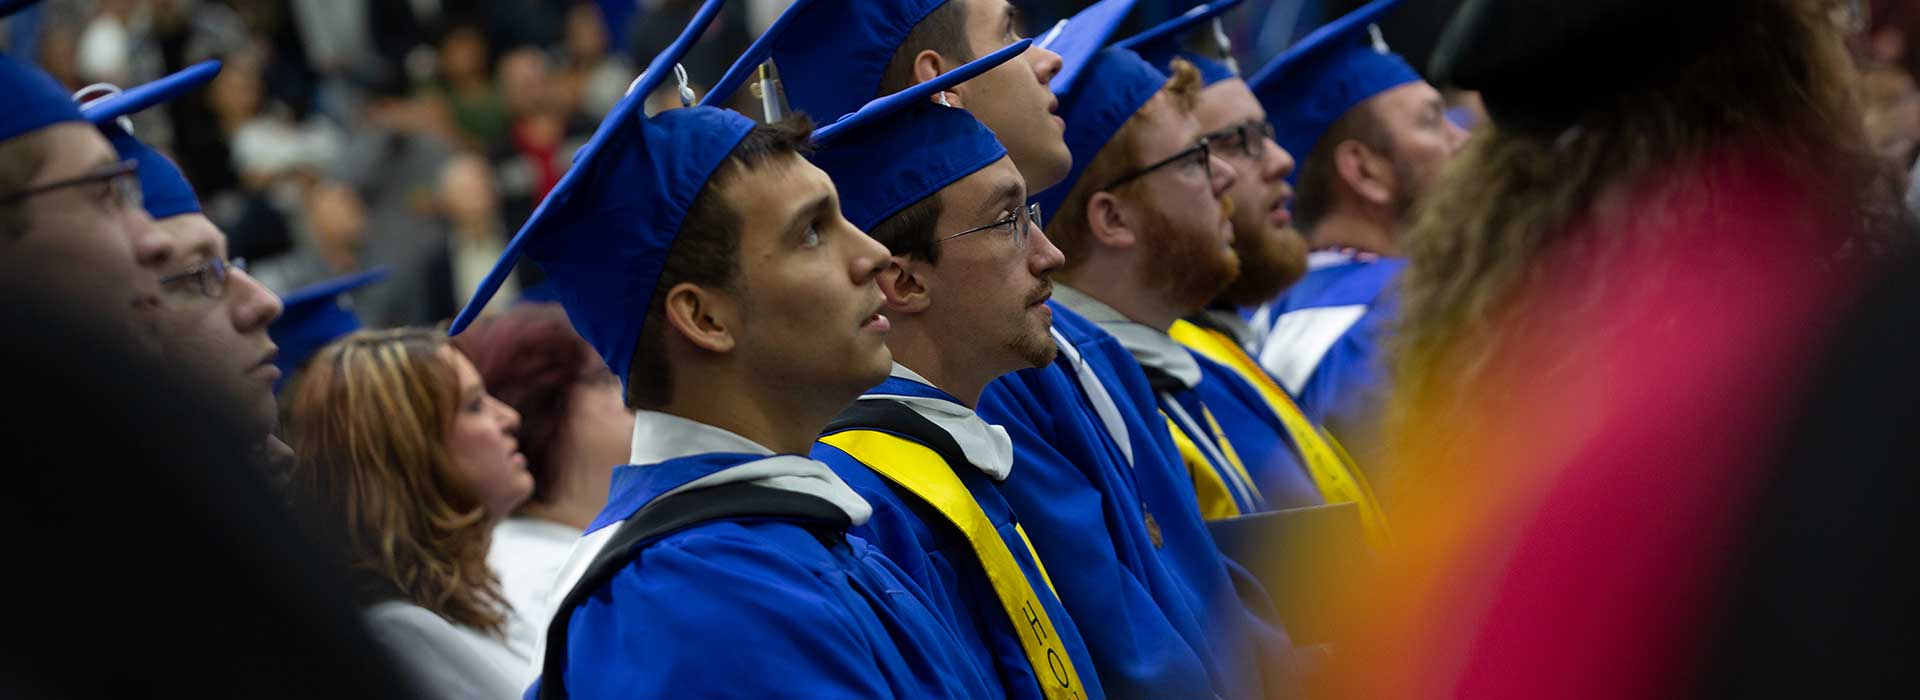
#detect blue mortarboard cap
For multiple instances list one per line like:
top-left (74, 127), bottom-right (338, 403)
top-left (0, 53), bottom-right (84, 143)
top-left (78, 60), bottom-right (222, 220)
top-left (703, 0), bottom-right (946, 125)
top-left (1246, 0), bottom-right (1419, 174)
top-left (810, 39), bottom-right (1030, 232)
top-left (2, 0), bottom-right (42, 19)
top-left (1044, 0), bottom-right (1141, 97)
top-left (1031, 48), bottom-right (1167, 225)
top-left (269, 267), bottom-right (392, 390)
top-left (1115, 0), bottom-right (1249, 87)
top-left (450, 0), bottom-right (757, 392)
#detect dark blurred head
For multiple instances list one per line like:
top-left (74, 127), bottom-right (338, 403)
top-left (452, 304), bottom-right (633, 513)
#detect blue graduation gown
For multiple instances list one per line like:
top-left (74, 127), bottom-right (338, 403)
top-left (547, 453), bottom-right (995, 700)
top-left (977, 300), bottom-right (1291, 700)
top-left (812, 372), bottom-right (1106, 700)
top-left (1251, 253), bottom-right (1406, 431)
top-left (1189, 352), bottom-right (1327, 510)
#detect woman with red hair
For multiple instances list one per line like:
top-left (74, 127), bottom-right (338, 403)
top-left (452, 303), bottom-right (635, 669)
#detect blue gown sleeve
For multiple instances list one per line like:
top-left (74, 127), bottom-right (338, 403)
top-left (559, 526), bottom-right (901, 700)
top-left (978, 370), bottom-right (1220, 699)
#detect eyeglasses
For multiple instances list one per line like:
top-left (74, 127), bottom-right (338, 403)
top-left (160, 257), bottom-right (247, 301)
top-left (1203, 121), bottom-right (1276, 160)
top-left (1097, 139), bottom-right (1212, 192)
top-left (938, 202), bottom-right (1042, 246)
top-left (0, 160), bottom-right (143, 212)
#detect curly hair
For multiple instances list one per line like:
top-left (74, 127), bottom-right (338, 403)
top-left (282, 327), bottom-right (510, 637)
top-left (1389, 0), bottom-right (1892, 438)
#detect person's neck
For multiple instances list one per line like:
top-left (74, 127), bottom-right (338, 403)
top-left (882, 319), bottom-right (1001, 408)
top-left (1060, 262), bottom-right (1186, 332)
top-left (518, 461), bottom-right (603, 531)
top-left (1306, 206), bottom-right (1398, 255)
top-left (663, 364), bottom-right (841, 455)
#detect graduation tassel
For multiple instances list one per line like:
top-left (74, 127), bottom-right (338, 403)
top-left (674, 63), bottom-right (698, 107)
top-left (1209, 18), bottom-right (1241, 76)
top-left (1368, 24), bottom-right (1391, 55)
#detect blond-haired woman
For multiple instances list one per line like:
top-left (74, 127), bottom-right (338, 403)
top-left (284, 328), bottom-right (533, 700)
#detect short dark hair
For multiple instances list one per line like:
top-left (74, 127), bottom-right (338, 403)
top-left (879, 0), bottom-right (976, 97)
top-left (865, 193), bottom-right (945, 264)
top-left (1293, 102), bottom-right (1392, 233)
top-left (624, 114), bottom-right (816, 409)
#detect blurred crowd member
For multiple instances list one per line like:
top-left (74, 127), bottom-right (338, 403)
top-left (431, 23), bottom-right (509, 151)
top-left (453, 304), bottom-right (635, 669)
top-left (1, 48), bottom-right (169, 339)
top-left (1306, 1), bottom-right (1897, 697)
top-left (284, 328), bottom-right (532, 700)
top-left (555, 1), bottom-right (635, 119)
top-left (493, 46), bottom-right (576, 214)
top-left (214, 45), bottom-right (342, 194)
top-left (1245, 0), bottom-right (1468, 440)
top-left (388, 153), bottom-right (524, 325)
top-left (0, 256), bottom-right (424, 700)
top-left (253, 180), bottom-right (371, 293)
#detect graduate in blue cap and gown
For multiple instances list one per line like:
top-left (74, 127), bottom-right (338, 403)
top-left (1243, 0), bottom-right (1467, 439)
top-left (978, 5), bottom-right (1296, 698)
top-left (0, 13), bottom-right (167, 333)
top-left (75, 62), bottom-right (295, 464)
top-left (448, 3), bottom-right (995, 699)
top-left (700, 0), bottom-right (1072, 193)
top-left (802, 39), bottom-right (1104, 700)
top-left (269, 267), bottom-right (391, 390)
top-left (1119, 1), bottom-right (1391, 542)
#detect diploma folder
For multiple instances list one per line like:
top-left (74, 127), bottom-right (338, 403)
top-left (1206, 501), bottom-right (1372, 645)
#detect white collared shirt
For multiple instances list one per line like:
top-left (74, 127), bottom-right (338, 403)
top-left (863, 363), bottom-right (1016, 481)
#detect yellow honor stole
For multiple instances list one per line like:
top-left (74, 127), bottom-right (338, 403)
top-left (820, 430), bottom-right (1088, 700)
top-left (1169, 320), bottom-right (1393, 548)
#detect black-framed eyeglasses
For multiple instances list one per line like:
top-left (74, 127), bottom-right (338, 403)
top-left (937, 202), bottom-right (1042, 246)
top-left (1203, 120), bottom-right (1276, 160)
top-left (1097, 139), bottom-right (1212, 192)
top-left (0, 159), bottom-right (142, 211)
top-left (159, 257), bottom-right (247, 301)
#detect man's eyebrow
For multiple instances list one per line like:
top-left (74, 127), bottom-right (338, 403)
top-left (979, 180), bottom-right (1024, 215)
top-left (781, 192), bottom-right (833, 237)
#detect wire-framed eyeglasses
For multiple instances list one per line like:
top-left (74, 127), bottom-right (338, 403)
top-left (1097, 139), bottom-right (1212, 192)
top-left (159, 257), bottom-right (248, 301)
top-left (937, 202), bottom-right (1042, 246)
top-left (0, 159), bottom-right (142, 212)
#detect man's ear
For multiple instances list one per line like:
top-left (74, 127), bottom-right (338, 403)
top-left (1085, 191), bottom-right (1138, 251)
top-left (877, 257), bottom-right (933, 314)
top-left (1334, 139), bottom-right (1395, 208)
top-left (911, 49), bottom-right (952, 86)
top-left (660, 282), bottom-right (736, 354)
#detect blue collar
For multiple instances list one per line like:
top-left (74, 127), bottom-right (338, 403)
top-left (870, 375), bottom-right (964, 405)
top-left (586, 453), bottom-right (768, 533)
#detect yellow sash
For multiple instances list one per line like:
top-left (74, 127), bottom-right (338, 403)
top-left (820, 431), bottom-right (1089, 700)
top-left (1169, 320), bottom-right (1393, 548)
top-left (1163, 404), bottom-right (1264, 521)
